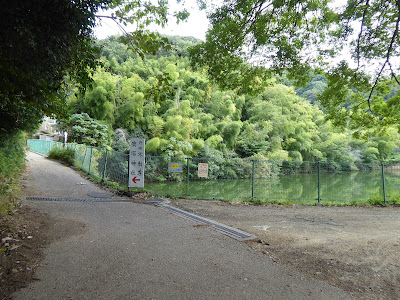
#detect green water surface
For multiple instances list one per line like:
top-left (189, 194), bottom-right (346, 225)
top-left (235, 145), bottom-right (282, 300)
top-left (146, 170), bottom-right (400, 203)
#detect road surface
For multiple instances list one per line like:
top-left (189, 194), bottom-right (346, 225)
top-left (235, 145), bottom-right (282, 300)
top-left (15, 152), bottom-right (352, 299)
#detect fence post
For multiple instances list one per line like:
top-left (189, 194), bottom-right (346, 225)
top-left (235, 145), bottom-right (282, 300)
top-left (102, 149), bottom-right (109, 182)
top-left (88, 147), bottom-right (93, 175)
top-left (127, 153), bottom-right (130, 192)
top-left (252, 160), bottom-right (255, 198)
top-left (318, 161), bottom-right (321, 203)
top-left (186, 157), bottom-right (190, 196)
top-left (82, 147), bottom-right (87, 170)
top-left (382, 163), bottom-right (386, 204)
top-left (73, 144), bottom-right (77, 160)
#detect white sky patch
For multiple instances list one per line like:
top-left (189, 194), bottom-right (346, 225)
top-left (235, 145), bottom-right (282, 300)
top-left (93, 0), bottom-right (209, 41)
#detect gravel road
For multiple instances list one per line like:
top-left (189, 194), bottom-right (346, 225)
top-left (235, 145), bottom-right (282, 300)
top-left (170, 198), bottom-right (400, 300)
top-left (14, 152), bottom-right (352, 299)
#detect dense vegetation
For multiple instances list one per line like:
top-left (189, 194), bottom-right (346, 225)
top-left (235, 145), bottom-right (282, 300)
top-left (0, 0), bottom-right (112, 214)
top-left (0, 132), bottom-right (26, 213)
top-left (66, 36), bottom-right (400, 169)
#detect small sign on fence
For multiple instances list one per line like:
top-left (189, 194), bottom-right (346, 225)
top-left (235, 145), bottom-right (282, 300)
top-left (168, 162), bottom-right (182, 173)
top-left (129, 138), bottom-right (145, 188)
top-left (198, 163), bottom-right (209, 178)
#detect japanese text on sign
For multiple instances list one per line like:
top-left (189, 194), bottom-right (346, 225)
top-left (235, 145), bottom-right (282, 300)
top-left (129, 138), bottom-right (145, 188)
top-left (198, 163), bottom-right (209, 178)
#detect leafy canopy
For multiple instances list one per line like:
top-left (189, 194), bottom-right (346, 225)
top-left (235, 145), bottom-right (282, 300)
top-left (0, 0), bottom-right (110, 132)
top-left (0, 0), bottom-right (192, 133)
top-left (189, 0), bottom-right (400, 133)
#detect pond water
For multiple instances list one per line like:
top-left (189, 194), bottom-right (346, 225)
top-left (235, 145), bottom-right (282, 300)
top-left (146, 170), bottom-right (400, 203)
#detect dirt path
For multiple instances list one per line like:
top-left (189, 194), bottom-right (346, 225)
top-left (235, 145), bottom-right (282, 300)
top-left (170, 199), bottom-right (400, 300)
top-left (3, 152), bottom-right (353, 299)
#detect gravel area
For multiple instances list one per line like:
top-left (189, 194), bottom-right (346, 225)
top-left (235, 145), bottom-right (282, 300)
top-left (171, 198), bottom-right (400, 300)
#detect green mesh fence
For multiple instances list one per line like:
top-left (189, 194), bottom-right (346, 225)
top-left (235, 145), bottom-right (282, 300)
top-left (380, 164), bottom-right (400, 203)
top-left (103, 150), bottom-right (129, 186)
top-left (28, 139), bottom-right (61, 155)
top-left (27, 139), bottom-right (400, 204)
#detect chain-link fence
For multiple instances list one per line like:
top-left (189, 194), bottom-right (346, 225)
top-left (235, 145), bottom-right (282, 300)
top-left (28, 139), bottom-right (130, 187)
top-left (27, 139), bottom-right (400, 204)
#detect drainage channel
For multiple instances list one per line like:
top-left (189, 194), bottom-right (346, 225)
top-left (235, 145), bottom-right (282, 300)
top-left (26, 196), bottom-right (131, 203)
top-left (159, 204), bottom-right (257, 241)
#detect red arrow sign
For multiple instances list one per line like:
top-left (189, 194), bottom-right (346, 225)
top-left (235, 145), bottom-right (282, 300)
top-left (132, 177), bottom-right (141, 184)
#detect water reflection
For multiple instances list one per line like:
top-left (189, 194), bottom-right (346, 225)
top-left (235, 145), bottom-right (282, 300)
top-left (147, 171), bottom-right (400, 203)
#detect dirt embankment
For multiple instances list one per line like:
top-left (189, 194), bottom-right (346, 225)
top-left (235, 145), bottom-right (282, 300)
top-left (0, 205), bottom-right (84, 299)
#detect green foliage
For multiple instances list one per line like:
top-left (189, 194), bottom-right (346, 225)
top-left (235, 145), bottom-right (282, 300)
top-left (48, 147), bottom-right (75, 166)
top-left (0, 0), bottom-right (197, 134)
top-left (191, 0), bottom-right (400, 133)
top-left (292, 74), bottom-right (327, 105)
top-left (0, 131), bottom-right (26, 214)
top-left (0, 0), bottom-right (110, 133)
top-left (69, 35), bottom-right (400, 179)
top-left (146, 137), bottom-right (162, 154)
top-left (161, 137), bottom-right (193, 157)
top-left (58, 113), bottom-right (109, 147)
top-left (112, 128), bottom-right (130, 153)
top-left (367, 193), bottom-right (386, 206)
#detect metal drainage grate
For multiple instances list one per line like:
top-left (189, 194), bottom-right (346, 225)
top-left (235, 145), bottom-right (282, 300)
top-left (160, 205), bottom-right (257, 241)
top-left (143, 198), bottom-right (169, 205)
top-left (26, 196), bottom-right (131, 203)
top-left (87, 192), bottom-right (115, 198)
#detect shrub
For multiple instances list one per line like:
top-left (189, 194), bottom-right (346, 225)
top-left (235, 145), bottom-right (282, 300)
top-left (48, 147), bottom-right (75, 166)
top-left (0, 131), bottom-right (26, 214)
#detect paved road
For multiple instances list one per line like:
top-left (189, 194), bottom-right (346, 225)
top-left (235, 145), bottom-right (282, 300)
top-left (15, 152), bottom-right (353, 299)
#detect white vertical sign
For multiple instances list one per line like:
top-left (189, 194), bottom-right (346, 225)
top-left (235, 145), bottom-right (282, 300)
top-left (129, 138), bottom-right (145, 188)
top-left (198, 163), bottom-right (209, 178)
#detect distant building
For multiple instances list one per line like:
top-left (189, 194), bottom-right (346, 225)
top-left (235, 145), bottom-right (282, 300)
top-left (34, 117), bottom-right (62, 141)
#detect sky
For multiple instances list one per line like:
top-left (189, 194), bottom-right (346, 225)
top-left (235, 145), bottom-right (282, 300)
top-left (93, 1), bottom-right (209, 41)
top-left (93, 0), bottom-right (391, 76)
top-left (93, 0), bottom-right (346, 41)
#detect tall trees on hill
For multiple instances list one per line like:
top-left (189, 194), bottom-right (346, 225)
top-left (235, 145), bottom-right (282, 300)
top-left (68, 36), bottom-right (400, 164)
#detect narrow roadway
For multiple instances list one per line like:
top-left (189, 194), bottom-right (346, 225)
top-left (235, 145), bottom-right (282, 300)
top-left (15, 152), bottom-right (353, 299)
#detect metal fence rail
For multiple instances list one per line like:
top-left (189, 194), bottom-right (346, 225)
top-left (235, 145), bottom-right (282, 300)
top-left (27, 139), bottom-right (399, 204)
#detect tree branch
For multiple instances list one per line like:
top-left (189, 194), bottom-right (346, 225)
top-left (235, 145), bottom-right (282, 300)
top-left (364, 23), bottom-right (397, 112)
top-left (95, 15), bottom-right (131, 35)
top-left (355, 0), bottom-right (370, 78)
top-left (389, 61), bottom-right (400, 85)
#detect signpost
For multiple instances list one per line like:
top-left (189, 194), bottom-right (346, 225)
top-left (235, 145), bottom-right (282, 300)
top-left (129, 138), bottom-right (145, 188)
top-left (198, 163), bottom-right (209, 178)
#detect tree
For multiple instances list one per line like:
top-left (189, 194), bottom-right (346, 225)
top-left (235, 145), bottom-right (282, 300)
top-left (293, 74), bottom-right (327, 105)
top-left (189, 0), bottom-right (400, 133)
top-left (115, 93), bottom-right (145, 131)
top-left (222, 121), bottom-right (243, 150)
top-left (0, 0), bottom-right (191, 134)
top-left (68, 35), bottom-right (399, 162)
top-left (0, 0), bottom-right (108, 133)
top-left (58, 113), bottom-right (109, 147)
